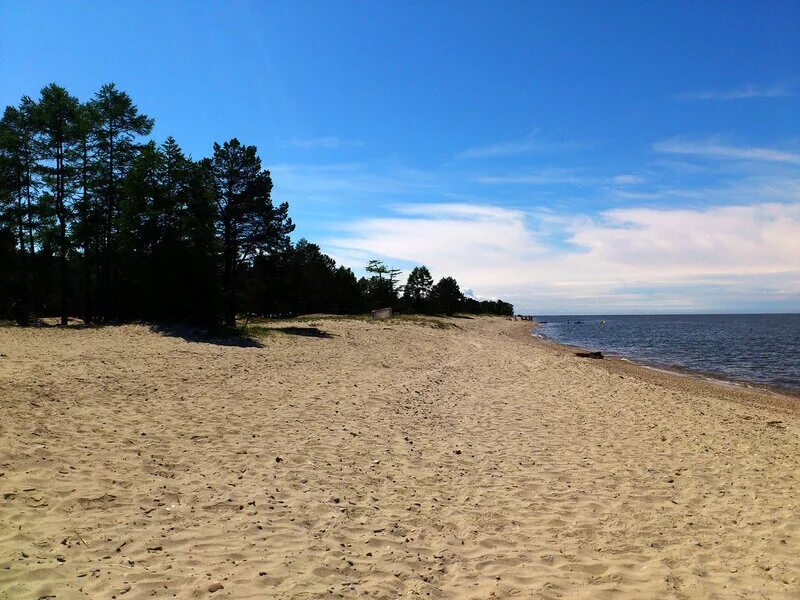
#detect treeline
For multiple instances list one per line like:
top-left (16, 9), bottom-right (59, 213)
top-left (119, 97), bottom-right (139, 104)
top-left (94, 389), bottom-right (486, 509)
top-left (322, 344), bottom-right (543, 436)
top-left (0, 83), bottom-right (512, 326)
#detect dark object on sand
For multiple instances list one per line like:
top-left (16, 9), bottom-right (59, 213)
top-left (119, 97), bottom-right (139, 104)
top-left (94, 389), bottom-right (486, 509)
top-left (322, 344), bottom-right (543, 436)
top-left (575, 351), bottom-right (603, 359)
top-left (276, 326), bottom-right (333, 338)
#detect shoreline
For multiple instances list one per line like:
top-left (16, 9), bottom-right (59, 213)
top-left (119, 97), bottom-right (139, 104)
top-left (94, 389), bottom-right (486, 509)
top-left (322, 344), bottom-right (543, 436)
top-left (517, 320), bottom-right (800, 415)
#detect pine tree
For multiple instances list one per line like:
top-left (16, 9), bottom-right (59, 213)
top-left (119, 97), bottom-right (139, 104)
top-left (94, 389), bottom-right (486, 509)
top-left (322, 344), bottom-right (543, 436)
top-left (0, 83), bottom-right (514, 325)
top-left (87, 83), bottom-right (153, 319)
top-left (364, 259), bottom-right (401, 309)
top-left (36, 84), bottom-right (82, 325)
top-left (431, 276), bottom-right (463, 315)
top-left (211, 139), bottom-right (294, 326)
top-left (72, 102), bottom-right (99, 323)
top-left (0, 101), bottom-right (40, 321)
top-left (402, 265), bottom-right (433, 313)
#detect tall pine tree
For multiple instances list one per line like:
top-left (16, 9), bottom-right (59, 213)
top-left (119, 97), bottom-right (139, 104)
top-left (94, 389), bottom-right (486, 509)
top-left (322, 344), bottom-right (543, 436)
top-left (211, 139), bottom-right (293, 326)
top-left (37, 84), bottom-right (81, 325)
top-left (87, 83), bottom-right (153, 319)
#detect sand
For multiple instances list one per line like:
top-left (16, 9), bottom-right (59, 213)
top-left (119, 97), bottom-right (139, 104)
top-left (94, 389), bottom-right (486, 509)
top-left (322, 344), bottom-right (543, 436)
top-left (1, 316), bottom-right (798, 599)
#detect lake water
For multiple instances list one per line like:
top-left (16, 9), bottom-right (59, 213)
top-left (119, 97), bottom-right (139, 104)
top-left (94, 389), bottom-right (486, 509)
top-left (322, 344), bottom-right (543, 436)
top-left (534, 314), bottom-right (800, 392)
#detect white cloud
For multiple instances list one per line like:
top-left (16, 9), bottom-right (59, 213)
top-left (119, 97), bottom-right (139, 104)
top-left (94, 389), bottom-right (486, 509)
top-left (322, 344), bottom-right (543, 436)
top-left (325, 202), bottom-right (800, 313)
top-left (475, 168), bottom-right (601, 186)
top-left (612, 176), bottom-right (800, 203)
top-left (570, 204), bottom-right (800, 277)
top-left (271, 162), bottom-right (437, 202)
top-left (287, 137), bottom-right (363, 149)
top-left (676, 83), bottom-right (794, 101)
top-left (327, 203), bottom-right (545, 278)
top-left (271, 133), bottom-right (800, 313)
top-left (475, 170), bottom-right (646, 187)
top-left (612, 174), bottom-right (646, 185)
top-left (456, 131), bottom-right (587, 159)
top-left (393, 203), bottom-right (523, 221)
top-left (653, 137), bottom-right (800, 164)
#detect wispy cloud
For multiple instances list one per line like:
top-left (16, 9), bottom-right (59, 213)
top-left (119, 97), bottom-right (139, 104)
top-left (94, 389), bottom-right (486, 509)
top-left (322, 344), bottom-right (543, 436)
top-left (393, 203), bottom-right (524, 221)
top-left (676, 83), bottom-right (794, 101)
top-left (653, 137), bottom-right (800, 164)
top-left (475, 170), bottom-right (646, 187)
top-left (612, 174), bottom-right (646, 185)
top-left (287, 136), bottom-right (363, 149)
top-left (612, 176), bottom-right (800, 203)
top-left (456, 130), bottom-right (587, 159)
top-left (271, 162), bottom-right (437, 202)
top-left (475, 168), bottom-right (600, 186)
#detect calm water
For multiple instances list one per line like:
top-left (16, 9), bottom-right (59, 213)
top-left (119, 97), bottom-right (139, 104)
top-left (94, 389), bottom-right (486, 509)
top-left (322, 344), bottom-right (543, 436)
top-left (535, 314), bottom-right (800, 392)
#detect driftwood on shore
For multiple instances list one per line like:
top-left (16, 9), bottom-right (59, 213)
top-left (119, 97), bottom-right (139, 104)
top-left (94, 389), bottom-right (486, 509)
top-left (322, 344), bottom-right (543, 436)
top-left (575, 351), bottom-right (604, 359)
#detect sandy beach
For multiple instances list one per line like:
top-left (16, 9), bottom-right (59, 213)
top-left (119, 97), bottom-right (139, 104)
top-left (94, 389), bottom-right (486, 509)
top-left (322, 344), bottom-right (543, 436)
top-left (1, 316), bottom-right (798, 599)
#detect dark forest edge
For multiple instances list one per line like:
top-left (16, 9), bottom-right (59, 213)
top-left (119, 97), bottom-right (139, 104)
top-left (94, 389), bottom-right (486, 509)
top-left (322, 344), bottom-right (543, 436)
top-left (0, 83), bottom-right (513, 327)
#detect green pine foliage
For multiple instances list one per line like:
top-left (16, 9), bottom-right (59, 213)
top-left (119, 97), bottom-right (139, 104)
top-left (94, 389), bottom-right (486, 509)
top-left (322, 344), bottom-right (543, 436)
top-left (0, 83), bottom-right (514, 326)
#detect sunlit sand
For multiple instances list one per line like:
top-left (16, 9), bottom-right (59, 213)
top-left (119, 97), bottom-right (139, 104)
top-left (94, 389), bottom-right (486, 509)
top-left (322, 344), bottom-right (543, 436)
top-left (1, 317), bottom-right (798, 599)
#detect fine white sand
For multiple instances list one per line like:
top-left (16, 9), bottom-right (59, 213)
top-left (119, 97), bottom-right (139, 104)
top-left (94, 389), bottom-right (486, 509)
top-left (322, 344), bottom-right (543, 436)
top-left (1, 316), bottom-right (798, 599)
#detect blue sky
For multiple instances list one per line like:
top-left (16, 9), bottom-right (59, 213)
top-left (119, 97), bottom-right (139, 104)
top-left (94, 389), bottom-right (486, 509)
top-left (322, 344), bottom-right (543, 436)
top-left (2, 1), bottom-right (798, 313)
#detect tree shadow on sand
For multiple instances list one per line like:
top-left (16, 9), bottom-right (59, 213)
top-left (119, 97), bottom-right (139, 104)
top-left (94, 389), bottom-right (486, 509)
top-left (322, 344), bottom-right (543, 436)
top-left (273, 326), bottom-right (334, 339)
top-left (150, 324), bottom-right (264, 348)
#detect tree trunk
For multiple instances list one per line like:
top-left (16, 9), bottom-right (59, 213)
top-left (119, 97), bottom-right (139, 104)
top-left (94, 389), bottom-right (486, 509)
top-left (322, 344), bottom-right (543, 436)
top-left (222, 219), bottom-right (236, 327)
top-left (82, 251), bottom-right (92, 324)
top-left (81, 139), bottom-right (92, 324)
top-left (15, 189), bottom-right (27, 260)
top-left (57, 141), bottom-right (68, 326)
top-left (15, 187), bottom-right (30, 324)
top-left (23, 150), bottom-right (36, 312)
top-left (223, 252), bottom-right (235, 326)
top-left (24, 151), bottom-right (35, 257)
top-left (100, 125), bottom-right (115, 320)
top-left (59, 220), bottom-right (68, 325)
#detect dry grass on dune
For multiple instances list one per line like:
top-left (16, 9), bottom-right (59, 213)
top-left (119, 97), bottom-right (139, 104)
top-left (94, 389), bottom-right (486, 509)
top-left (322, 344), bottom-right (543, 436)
top-left (1, 316), bottom-right (799, 599)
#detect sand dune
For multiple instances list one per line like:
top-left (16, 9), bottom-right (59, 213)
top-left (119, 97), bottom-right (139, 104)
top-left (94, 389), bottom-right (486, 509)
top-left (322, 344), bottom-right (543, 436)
top-left (1, 316), bottom-right (798, 599)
